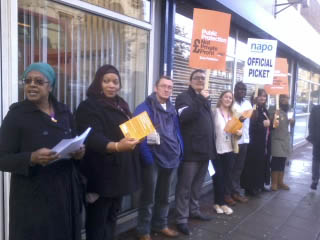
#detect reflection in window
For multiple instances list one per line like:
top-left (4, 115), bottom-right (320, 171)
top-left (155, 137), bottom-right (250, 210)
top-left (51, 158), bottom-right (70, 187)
top-left (296, 80), bottom-right (310, 114)
top-left (175, 13), bottom-right (193, 39)
top-left (227, 36), bottom-right (235, 56)
top-left (18, 0), bottom-right (149, 113)
top-left (299, 68), bottom-right (311, 81)
top-left (310, 84), bottom-right (320, 109)
top-left (80, 0), bottom-right (151, 22)
top-left (235, 39), bottom-right (247, 61)
top-left (293, 115), bottom-right (309, 144)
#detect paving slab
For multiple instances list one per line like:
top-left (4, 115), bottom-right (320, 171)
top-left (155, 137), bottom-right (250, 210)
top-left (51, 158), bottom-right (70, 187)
top-left (116, 143), bottom-right (320, 240)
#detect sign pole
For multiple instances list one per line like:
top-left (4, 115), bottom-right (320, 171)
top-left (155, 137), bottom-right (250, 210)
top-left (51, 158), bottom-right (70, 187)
top-left (253, 85), bottom-right (259, 110)
top-left (275, 94), bottom-right (279, 110)
top-left (205, 69), bottom-right (210, 90)
top-left (273, 94), bottom-right (280, 128)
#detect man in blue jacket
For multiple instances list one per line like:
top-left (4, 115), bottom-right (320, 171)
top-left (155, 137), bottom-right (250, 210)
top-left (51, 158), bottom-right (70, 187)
top-left (134, 76), bottom-right (183, 240)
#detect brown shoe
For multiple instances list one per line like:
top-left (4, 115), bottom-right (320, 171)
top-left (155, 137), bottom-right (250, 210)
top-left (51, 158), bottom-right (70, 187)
top-left (224, 195), bottom-right (236, 206)
top-left (157, 228), bottom-right (179, 237)
top-left (139, 234), bottom-right (152, 240)
top-left (232, 193), bottom-right (248, 203)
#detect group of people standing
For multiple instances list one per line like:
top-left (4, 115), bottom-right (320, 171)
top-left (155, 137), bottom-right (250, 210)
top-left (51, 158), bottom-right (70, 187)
top-left (0, 63), bottom-right (294, 240)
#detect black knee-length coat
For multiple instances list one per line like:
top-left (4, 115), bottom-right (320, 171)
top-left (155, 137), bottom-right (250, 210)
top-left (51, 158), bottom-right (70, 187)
top-left (241, 106), bottom-right (270, 190)
top-left (75, 96), bottom-right (141, 198)
top-left (0, 97), bottom-right (84, 240)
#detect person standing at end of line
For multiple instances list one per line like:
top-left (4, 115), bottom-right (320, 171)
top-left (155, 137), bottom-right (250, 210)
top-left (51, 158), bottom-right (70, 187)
top-left (0, 62), bottom-right (85, 240)
top-left (269, 94), bottom-right (294, 191)
top-left (308, 103), bottom-right (320, 190)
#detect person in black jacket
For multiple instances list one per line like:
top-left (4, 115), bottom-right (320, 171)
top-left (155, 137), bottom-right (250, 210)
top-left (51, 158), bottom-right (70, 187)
top-left (307, 105), bottom-right (320, 190)
top-left (175, 69), bottom-right (216, 235)
top-left (240, 89), bottom-right (270, 196)
top-left (0, 62), bottom-right (85, 240)
top-left (75, 64), bottom-right (140, 240)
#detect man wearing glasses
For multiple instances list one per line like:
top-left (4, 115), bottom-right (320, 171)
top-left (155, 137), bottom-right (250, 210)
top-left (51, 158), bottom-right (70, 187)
top-left (134, 76), bottom-right (183, 240)
top-left (175, 69), bottom-right (215, 235)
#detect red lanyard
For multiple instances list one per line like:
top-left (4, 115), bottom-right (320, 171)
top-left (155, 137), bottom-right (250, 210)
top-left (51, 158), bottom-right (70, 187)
top-left (218, 108), bottom-right (230, 123)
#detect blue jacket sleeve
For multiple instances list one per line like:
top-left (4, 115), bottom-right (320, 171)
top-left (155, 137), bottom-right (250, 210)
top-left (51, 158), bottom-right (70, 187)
top-left (133, 102), bottom-right (154, 165)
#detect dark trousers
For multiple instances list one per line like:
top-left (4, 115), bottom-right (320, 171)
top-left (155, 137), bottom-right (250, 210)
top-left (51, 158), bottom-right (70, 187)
top-left (85, 196), bottom-right (122, 240)
top-left (137, 163), bottom-right (176, 235)
top-left (271, 157), bottom-right (286, 171)
top-left (175, 161), bottom-right (209, 224)
top-left (312, 147), bottom-right (320, 183)
top-left (212, 152), bottom-right (235, 205)
top-left (231, 144), bottom-right (248, 195)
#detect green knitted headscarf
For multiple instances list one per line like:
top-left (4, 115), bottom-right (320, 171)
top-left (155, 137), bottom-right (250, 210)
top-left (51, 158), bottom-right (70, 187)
top-left (23, 62), bottom-right (56, 88)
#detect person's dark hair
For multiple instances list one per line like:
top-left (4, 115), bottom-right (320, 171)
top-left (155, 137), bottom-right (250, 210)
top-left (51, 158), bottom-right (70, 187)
top-left (251, 88), bottom-right (268, 106)
top-left (234, 81), bottom-right (247, 102)
top-left (155, 75), bottom-right (172, 86)
top-left (87, 64), bottom-right (121, 97)
top-left (190, 69), bottom-right (205, 81)
top-left (216, 90), bottom-right (234, 114)
top-left (234, 81), bottom-right (246, 91)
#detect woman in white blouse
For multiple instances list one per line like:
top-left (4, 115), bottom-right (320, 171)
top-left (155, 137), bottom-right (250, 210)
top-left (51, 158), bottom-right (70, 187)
top-left (212, 90), bottom-right (241, 215)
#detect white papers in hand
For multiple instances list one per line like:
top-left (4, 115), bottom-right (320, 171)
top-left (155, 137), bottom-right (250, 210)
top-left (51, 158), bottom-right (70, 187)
top-left (287, 111), bottom-right (294, 119)
top-left (52, 127), bottom-right (91, 160)
top-left (208, 160), bottom-right (215, 177)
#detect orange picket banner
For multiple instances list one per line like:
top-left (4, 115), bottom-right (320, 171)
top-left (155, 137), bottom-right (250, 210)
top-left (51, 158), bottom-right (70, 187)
top-left (224, 117), bottom-right (243, 134)
top-left (189, 8), bottom-right (231, 70)
top-left (264, 58), bottom-right (289, 95)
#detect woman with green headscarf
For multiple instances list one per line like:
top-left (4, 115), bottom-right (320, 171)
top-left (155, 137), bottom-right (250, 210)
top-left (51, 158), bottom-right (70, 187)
top-left (0, 62), bottom-right (85, 240)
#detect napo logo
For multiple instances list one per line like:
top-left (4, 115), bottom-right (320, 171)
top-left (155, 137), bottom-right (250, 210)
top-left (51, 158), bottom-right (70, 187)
top-left (250, 43), bottom-right (273, 53)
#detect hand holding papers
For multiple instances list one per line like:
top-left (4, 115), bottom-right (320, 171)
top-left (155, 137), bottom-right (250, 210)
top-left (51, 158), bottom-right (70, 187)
top-left (119, 111), bottom-right (156, 141)
top-left (51, 127), bottom-right (91, 160)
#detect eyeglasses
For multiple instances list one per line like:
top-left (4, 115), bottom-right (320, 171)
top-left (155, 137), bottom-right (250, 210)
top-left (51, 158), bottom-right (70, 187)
top-left (158, 84), bottom-right (173, 91)
top-left (23, 78), bottom-right (49, 86)
top-left (192, 76), bottom-right (205, 81)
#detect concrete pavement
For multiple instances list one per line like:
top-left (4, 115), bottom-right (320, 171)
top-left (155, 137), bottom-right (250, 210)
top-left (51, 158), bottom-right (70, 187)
top-left (118, 143), bottom-right (320, 240)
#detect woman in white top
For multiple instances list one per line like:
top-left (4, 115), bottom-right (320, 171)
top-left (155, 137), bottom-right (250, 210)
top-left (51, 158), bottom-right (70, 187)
top-left (212, 90), bottom-right (241, 215)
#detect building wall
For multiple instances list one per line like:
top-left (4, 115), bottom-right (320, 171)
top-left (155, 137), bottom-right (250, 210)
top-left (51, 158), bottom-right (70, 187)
top-left (214, 0), bottom-right (320, 69)
top-left (300, 0), bottom-right (320, 33)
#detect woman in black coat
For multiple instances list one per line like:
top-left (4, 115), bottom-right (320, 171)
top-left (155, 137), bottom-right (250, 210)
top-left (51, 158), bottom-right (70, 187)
top-left (0, 62), bottom-right (85, 240)
top-left (241, 88), bottom-right (270, 196)
top-left (75, 64), bottom-right (141, 240)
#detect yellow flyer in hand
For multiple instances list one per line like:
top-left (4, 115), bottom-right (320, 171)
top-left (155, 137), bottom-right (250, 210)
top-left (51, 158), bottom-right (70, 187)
top-left (119, 111), bottom-right (156, 141)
